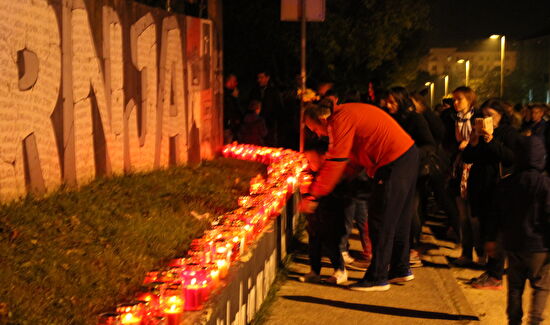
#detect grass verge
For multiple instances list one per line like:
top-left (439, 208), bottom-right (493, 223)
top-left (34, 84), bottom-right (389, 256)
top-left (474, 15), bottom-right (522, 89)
top-left (0, 158), bottom-right (265, 324)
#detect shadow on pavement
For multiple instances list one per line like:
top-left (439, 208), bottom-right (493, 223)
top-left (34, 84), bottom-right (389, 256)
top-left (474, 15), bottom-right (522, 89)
top-left (281, 295), bottom-right (480, 321)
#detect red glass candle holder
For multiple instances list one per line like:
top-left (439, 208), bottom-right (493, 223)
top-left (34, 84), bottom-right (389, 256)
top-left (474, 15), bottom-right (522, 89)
top-left (143, 270), bottom-right (161, 285)
top-left (160, 285), bottom-right (184, 325)
top-left (212, 239), bottom-right (232, 265)
top-left (181, 264), bottom-right (212, 310)
top-left (135, 281), bottom-right (167, 318)
top-left (167, 257), bottom-right (186, 268)
top-left (116, 302), bottom-right (146, 324)
top-left (97, 312), bottom-right (121, 325)
top-left (118, 311), bottom-right (142, 324)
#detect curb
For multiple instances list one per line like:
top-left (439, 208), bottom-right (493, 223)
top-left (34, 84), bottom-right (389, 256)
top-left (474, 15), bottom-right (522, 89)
top-left (422, 227), bottom-right (480, 323)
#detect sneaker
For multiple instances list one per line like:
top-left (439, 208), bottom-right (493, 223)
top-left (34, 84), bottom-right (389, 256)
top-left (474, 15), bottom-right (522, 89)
top-left (299, 272), bottom-right (321, 283)
top-left (326, 269), bottom-right (348, 285)
top-left (349, 280), bottom-right (390, 292)
top-left (342, 251), bottom-right (355, 264)
top-left (388, 270), bottom-right (415, 283)
top-left (409, 249), bottom-right (423, 268)
top-left (470, 273), bottom-right (503, 290)
top-left (346, 258), bottom-right (371, 271)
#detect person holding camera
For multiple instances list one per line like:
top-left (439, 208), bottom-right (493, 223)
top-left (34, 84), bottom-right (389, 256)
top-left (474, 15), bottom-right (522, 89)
top-left (463, 98), bottom-right (520, 289)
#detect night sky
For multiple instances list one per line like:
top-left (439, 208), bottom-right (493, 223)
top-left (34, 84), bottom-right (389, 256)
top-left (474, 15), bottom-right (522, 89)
top-left (429, 0), bottom-right (550, 46)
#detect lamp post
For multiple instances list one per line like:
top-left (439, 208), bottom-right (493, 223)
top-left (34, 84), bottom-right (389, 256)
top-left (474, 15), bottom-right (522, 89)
top-left (490, 34), bottom-right (506, 97)
top-left (299, 0), bottom-right (307, 152)
top-left (425, 82), bottom-right (435, 108)
top-left (457, 59), bottom-right (470, 87)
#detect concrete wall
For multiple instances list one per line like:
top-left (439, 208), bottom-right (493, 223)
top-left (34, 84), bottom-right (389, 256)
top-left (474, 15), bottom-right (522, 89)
top-left (0, 0), bottom-right (222, 201)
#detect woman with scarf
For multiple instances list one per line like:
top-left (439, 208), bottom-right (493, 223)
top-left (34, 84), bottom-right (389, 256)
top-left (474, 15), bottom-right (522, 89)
top-left (450, 86), bottom-right (481, 267)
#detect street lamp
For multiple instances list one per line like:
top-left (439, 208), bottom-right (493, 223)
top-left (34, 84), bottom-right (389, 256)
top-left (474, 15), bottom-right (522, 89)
top-left (490, 34), bottom-right (506, 97)
top-left (457, 59), bottom-right (470, 87)
top-left (425, 82), bottom-right (435, 108)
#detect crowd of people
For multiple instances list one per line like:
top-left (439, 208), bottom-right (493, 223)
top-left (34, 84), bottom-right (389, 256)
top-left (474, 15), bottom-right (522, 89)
top-left (223, 72), bottom-right (550, 325)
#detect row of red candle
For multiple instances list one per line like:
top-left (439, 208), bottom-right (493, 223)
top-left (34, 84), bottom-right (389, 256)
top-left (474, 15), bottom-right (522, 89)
top-left (99, 144), bottom-right (309, 324)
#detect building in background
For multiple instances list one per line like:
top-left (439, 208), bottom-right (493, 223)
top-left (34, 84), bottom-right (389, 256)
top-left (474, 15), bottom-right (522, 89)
top-left (516, 30), bottom-right (550, 103)
top-left (419, 46), bottom-right (517, 101)
top-left (422, 47), bottom-right (517, 78)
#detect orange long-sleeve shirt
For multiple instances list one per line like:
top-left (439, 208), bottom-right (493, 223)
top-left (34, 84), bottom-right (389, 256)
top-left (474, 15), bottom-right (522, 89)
top-left (309, 103), bottom-right (414, 198)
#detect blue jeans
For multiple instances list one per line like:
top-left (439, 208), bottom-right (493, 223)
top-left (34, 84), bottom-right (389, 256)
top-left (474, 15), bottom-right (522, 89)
top-left (340, 198), bottom-right (371, 259)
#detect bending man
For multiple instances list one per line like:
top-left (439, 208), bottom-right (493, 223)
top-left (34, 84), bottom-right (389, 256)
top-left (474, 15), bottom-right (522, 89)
top-left (300, 99), bottom-right (419, 291)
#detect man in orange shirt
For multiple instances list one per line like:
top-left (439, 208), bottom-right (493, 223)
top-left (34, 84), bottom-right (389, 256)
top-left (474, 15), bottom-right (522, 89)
top-left (301, 99), bottom-right (419, 291)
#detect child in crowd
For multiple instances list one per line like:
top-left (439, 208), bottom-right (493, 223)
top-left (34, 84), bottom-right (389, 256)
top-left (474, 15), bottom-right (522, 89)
top-left (490, 136), bottom-right (550, 325)
top-left (239, 100), bottom-right (268, 146)
top-left (299, 148), bottom-right (349, 284)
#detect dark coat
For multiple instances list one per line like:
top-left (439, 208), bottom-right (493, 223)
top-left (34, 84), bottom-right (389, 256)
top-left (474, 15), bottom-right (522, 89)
top-left (491, 136), bottom-right (550, 252)
top-left (392, 110), bottom-right (436, 149)
top-left (423, 109), bottom-right (445, 146)
top-left (238, 113), bottom-right (268, 146)
top-left (250, 84), bottom-right (284, 129)
top-left (440, 108), bottom-right (458, 157)
top-left (463, 124), bottom-right (520, 218)
top-left (391, 110), bottom-right (438, 176)
top-left (223, 88), bottom-right (242, 134)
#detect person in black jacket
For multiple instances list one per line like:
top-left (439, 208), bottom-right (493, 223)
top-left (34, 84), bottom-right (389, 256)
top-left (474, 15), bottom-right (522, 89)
top-left (463, 98), bottom-right (521, 289)
top-left (411, 92), bottom-right (460, 243)
top-left (490, 136), bottom-right (550, 325)
top-left (223, 74), bottom-right (243, 143)
top-left (411, 92), bottom-right (445, 146)
top-left (249, 71), bottom-right (284, 147)
top-left (385, 87), bottom-right (436, 267)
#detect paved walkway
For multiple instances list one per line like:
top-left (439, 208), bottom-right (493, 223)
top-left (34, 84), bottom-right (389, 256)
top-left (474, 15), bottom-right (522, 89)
top-left (266, 225), bottom-right (480, 325)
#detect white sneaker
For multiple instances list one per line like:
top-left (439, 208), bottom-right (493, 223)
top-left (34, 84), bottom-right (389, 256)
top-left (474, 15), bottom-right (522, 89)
top-left (326, 269), bottom-right (348, 285)
top-left (299, 271), bottom-right (321, 283)
top-left (342, 251), bottom-right (355, 264)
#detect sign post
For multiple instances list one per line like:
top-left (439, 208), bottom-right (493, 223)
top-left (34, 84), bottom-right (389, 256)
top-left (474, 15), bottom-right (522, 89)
top-left (281, 0), bottom-right (325, 152)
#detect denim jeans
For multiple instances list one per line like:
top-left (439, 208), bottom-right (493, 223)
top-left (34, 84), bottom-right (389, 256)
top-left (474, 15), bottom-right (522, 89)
top-left (507, 251), bottom-right (550, 325)
top-left (340, 198), bottom-right (372, 259)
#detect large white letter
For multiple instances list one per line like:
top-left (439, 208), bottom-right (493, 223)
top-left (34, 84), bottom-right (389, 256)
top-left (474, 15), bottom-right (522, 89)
top-left (71, 4), bottom-right (124, 184)
top-left (129, 13), bottom-right (157, 172)
top-left (158, 16), bottom-right (187, 167)
top-left (0, 0), bottom-right (61, 199)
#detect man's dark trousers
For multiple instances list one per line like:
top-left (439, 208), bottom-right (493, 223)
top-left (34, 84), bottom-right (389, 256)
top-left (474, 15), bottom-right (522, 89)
top-left (364, 145), bottom-right (419, 283)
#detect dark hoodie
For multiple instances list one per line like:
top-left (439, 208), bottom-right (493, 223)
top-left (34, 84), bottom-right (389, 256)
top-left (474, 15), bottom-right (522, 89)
top-left (490, 136), bottom-right (550, 252)
top-left (239, 112), bottom-right (268, 146)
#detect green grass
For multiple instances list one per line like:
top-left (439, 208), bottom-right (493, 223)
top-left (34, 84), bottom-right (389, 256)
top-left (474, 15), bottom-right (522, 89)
top-left (0, 158), bottom-right (265, 324)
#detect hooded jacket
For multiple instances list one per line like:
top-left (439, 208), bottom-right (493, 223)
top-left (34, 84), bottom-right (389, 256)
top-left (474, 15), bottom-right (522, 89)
top-left (239, 113), bottom-right (267, 146)
top-left (491, 136), bottom-right (550, 252)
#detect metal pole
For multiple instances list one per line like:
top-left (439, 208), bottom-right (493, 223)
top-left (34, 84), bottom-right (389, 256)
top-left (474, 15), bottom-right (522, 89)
top-left (500, 36), bottom-right (505, 98)
top-left (430, 83), bottom-right (434, 109)
top-left (299, 0), bottom-right (307, 152)
top-left (465, 60), bottom-right (470, 87)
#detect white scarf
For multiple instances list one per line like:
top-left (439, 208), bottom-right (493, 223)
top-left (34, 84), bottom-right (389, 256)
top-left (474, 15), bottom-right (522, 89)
top-left (455, 109), bottom-right (474, 143)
